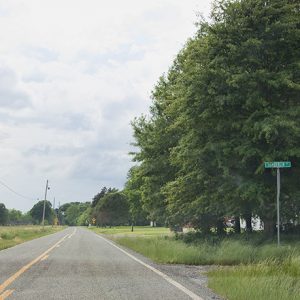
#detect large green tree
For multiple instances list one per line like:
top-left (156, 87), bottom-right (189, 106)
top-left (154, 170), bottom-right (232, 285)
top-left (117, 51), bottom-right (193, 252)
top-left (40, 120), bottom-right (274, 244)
top-left (128, 0), bottom-right (300, 234)
top-left (94, 192), bottom-right (129, 226)
top-left (64, 202), bottom-right (90, 226)
top-left (30, 200), bottom-right (54, 225)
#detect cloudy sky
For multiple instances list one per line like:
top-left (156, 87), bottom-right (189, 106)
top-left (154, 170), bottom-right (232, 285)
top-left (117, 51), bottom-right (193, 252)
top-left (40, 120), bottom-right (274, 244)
top-left (0, 0), bottom-right (212, 211)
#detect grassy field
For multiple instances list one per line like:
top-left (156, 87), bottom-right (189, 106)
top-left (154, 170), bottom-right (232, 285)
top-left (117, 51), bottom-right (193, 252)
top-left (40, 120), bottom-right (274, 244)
top-left (90, 226), bottom-right (170, 236)
top-left (91, 226), bottom-right (300, 300)
top-left (0, 226), bottom-right (64, 250)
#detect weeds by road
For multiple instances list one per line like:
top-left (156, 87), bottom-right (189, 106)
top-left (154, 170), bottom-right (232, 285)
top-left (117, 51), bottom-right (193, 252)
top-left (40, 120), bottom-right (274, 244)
top-left (208, 257), bottom-right (300, 300)
top-left (0, 226), bottom-right (64, 250)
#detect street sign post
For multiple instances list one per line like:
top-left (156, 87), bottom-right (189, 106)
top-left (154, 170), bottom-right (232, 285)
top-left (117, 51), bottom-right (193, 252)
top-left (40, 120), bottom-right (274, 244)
top-left (264, 161), bottom-right (291, 246)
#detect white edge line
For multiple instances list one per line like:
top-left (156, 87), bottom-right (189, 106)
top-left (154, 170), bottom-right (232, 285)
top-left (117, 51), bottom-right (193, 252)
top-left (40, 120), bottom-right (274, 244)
top-left (96, 234), bottom-right (203, 300)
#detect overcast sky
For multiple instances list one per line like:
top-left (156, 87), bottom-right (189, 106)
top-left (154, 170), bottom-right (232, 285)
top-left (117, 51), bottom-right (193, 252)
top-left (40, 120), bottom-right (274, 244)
top-left (0, 0), bottom-right (212, 211)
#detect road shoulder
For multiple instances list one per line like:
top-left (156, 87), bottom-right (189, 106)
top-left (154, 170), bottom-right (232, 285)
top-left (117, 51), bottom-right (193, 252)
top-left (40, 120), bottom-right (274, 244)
top-left (91, 230), bottom-right (223, 300)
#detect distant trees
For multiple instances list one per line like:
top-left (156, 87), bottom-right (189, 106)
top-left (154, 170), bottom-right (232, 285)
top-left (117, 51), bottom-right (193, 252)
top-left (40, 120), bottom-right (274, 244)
top-left (0, 203), bottom-right (8, 225)
top-left (77, 207), bottom-right (92, 226)
top-left (8, 210), bottom-right (33, 225)
top-left (126, 0), bottom-right (300, 234)
top-left (93, 191), bottom-right (129, 226)
top-left (8, 209), bottom-right (22, 224)
top-left (91, 187), bottom-right (118, 208)
top-left (0, 206), bottom-right (33, 225)
top-left (63, 202), bottom-right (90, 226)
top-left (30, 200), bottom-right (54, 225)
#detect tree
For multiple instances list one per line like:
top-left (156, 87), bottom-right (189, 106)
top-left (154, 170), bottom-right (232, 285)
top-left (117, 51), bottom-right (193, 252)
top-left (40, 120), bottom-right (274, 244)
top-left (130, 65), bottom-right (185, 225)
top-left (19, 212), bottom-right (33, 225)
top-left (128, 0), bottom-right (300, 235)
top-left (0, 203), bottom-right (8, 225)
top-left (30, 200), bottom-right (54, 225)
top-left (77, 207), bottom-right (92, 226)
top-left (197, 0), bottom-right (300, 234)
top-left (124, 166), bottom-right (148, 226)
top-left (94, 192), bottom-right (129, 226)
top-left (64, 202), bottom-right (90, 226)
top-left (8, 209), bottom-right (23, 225)
top-left (91, 187), bottom-right (118, 208)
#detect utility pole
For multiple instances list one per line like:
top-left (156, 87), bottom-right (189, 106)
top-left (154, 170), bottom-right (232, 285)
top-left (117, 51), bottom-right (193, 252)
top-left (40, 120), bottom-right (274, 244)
top-left (42, 180), bottom-right (50, 228)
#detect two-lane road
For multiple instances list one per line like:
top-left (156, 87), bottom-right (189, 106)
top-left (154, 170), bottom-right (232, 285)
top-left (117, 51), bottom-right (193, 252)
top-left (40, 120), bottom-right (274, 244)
top-left (0, 228), bottom-right (207, 300)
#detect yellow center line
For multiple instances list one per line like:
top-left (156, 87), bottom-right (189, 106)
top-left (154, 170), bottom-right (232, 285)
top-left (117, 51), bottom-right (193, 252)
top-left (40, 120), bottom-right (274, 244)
top-left (0, 289), bottom-right (14, 300)
top-left (0, 232), bottom-right (71, 294)
top-left (40, 255), bottom-right (49, 261)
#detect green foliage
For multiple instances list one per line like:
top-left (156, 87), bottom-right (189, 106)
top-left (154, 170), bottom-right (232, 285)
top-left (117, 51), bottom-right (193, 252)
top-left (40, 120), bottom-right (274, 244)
top-left (94, 192), bottom-right (129, 226)
top-left (77, 207), bottom-right (92, 226)
top-left (0, 203), bottom-right (8, 225)
top-left (91, 187), bottom-right (117, 207)
top-left (127, 0), bottom-right (300, 233)
top-left (124, 166), bottom-right (148, 225)
top-left (63, 202), bottom-right (90, 226)
top-left (29, 200), bottom-right (54, 225)
top-left (8, 209), bottom-right (22, 224)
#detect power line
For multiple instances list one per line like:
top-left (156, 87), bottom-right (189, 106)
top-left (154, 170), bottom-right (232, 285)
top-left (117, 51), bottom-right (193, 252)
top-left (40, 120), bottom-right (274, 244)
top-left (0, 179), bottom-right (34, 201)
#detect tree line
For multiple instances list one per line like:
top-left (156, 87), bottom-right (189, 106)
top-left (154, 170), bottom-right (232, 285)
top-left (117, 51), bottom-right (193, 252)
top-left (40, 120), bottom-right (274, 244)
top-left (124, 0), bottom-right (300, 235)
top-left (0, 186), bottom-right (148, 227)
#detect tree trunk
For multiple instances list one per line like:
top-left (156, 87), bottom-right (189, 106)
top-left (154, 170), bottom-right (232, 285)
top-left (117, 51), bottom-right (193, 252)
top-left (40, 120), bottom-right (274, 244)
top-left (245, 214), bottom-right (252, 233)
top-left (264, 219), bottom-right (275, 236)
top-left (217, 219), bottom-right (225, 235)
top-left (234, 216), bottom-right (241, 234)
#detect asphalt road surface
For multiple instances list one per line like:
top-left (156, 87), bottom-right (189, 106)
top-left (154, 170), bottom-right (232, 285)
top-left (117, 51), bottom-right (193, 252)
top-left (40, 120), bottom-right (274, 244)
top-left (0, 228), bottom-right (219, 300)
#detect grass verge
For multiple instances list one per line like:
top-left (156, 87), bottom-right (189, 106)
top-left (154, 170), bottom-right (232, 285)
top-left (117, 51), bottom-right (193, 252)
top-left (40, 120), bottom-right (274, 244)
top-left (0, 226), bottom-right (65, 251)
top-left (208, 257), bottom-right (300, 300)
top-left (114, 235), bottom-right (300, 265)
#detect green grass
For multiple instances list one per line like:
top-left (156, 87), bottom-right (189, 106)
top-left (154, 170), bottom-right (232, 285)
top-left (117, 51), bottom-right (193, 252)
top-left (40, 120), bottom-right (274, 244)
top-left (0, 226), bottom-right (64, 250)
top-left (90, 226), bottom-right (170, 236)
top-left (208, 257), bottom-right (300, 300)
top-left (114, 235), bottom-right (300, 265)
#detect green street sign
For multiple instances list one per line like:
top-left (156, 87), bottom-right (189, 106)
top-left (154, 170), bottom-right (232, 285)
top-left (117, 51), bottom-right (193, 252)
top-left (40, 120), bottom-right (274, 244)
top-left (264, 161), bottom-right (291, 168)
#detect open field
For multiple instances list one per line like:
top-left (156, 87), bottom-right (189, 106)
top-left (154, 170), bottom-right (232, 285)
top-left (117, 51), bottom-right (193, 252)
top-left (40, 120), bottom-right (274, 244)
top-left (91, 226), bottom-right (300, 300)
top-left (90, 226), bottom-right (171, 237)
top-left (0, 226), bottom-right (65, 250)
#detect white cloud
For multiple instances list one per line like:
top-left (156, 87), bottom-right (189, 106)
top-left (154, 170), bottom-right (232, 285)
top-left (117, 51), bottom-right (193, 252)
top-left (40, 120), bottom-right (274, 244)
top-left (0, 0), bottom-right (212, 211)
top-left (0, 65), bottom-right (30, 108)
